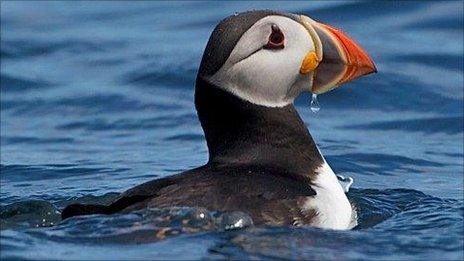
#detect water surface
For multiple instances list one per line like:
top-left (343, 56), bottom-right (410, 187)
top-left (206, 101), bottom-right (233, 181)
top-left (1, 1), bottom-right (463, 260)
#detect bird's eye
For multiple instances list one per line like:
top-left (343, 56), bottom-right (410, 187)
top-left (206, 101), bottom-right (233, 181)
top-left (265, 24), bottom-right (285, 50)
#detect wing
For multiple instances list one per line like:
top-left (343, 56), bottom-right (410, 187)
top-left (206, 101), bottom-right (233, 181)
top-left (61, 164), bottom-right (317, 226)
top-left (118, 164), bottom-right (318, 225)
top-left (60, 168), bottom-right (198, 220)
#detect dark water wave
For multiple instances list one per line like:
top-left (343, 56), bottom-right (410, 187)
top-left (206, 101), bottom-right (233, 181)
top-left (326, 153), bottom-right (446, 177)
top-left (1, 164), bottom-right (130, 182)
top-left (123, 63), bottom-right (198, 88)
top-left (1, 39), bottom-right (126, 59)
top-left (307, 0), bottom-right (428, 22)
top-left (2, 136), bottom-right (75, 145)
top-left (342, 116), bottom-right (464, 134)
top-left (405, 16), bottom-right (464, 30)
top-left (394, 54), bottom-right (464, 72)
top-left (56, 113), bottom-right (196, 131)
top-left (2, 94), bottom-right (169, 116)
top-left (0, 74), bottom-right (54, 93)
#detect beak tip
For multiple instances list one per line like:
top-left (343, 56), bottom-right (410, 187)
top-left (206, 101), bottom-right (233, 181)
top-left (366, 65), bottom-right (377, 75)
top-left (369, 61), bottom-right (378, 74)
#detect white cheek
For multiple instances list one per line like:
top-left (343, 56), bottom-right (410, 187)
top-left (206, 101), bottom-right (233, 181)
top-left (208, 16), bottom-right (316, 107)
top-left (229, 51), bottom-right (301, 103)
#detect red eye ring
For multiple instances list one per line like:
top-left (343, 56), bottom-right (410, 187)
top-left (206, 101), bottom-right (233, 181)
top-left (265, 24), bottom-right (285, 49)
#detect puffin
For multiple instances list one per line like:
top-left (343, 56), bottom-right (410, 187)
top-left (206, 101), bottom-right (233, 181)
top-left (62, 10), bottom-right (376, 230)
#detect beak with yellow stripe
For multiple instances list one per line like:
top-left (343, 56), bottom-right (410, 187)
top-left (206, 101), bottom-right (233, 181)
top-left (298, 15), bottom-right (377, 94)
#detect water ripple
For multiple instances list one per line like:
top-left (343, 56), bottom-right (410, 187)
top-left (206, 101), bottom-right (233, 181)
top-left (0, 164), bottom-right (130, 182)
top-left (2, 94), bottom-right (164, 116)
top-left (394, 54), bottom-right (464, 71)
top-left (341, 116), bottom-right (464, 134)
top-left (327, 153), bottom-right (445, 176)
top-left (56, 114), bottom-right (195, 131)
top-left (2, 136), bottom-right (75, 145)
top-left (1, 39), bottom-right (127, 59)
top-left (0, 74), bottom-right (54, 93)
top-left (122, 63), bottom-right (197, 89)
top-left (306, 1), bottom-right (428, 22)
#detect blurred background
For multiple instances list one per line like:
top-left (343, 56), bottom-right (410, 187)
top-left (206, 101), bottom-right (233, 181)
top-left (1, 1), bottom-right (463, 260)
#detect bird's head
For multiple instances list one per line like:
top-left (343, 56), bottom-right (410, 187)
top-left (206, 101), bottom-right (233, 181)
top-left (197, 10), bottom-right (376, 107)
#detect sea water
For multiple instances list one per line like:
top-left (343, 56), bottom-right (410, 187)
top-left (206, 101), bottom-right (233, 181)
top-left (1, 1), bottom-right (463, 260)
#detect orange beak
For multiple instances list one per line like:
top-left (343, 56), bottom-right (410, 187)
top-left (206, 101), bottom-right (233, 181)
top-left (299, 15), bottom-right (377, 94)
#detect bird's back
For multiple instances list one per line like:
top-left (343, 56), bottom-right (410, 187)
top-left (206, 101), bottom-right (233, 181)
top-left (62, 164), bottom-right (318, 226)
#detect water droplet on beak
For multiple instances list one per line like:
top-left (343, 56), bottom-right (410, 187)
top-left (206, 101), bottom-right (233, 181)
top-left (310, 93), bottom-right (320, 113)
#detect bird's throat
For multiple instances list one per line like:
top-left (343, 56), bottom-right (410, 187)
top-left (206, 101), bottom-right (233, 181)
top-left (195, 77), bottom-right (324, 179)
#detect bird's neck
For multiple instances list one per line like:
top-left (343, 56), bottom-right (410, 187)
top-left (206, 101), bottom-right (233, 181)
top-left (195, 77), bottom-right (324, 179)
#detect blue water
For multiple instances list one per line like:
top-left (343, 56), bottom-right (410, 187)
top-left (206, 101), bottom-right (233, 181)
top-left (1, 1), bottom-right (463, 260)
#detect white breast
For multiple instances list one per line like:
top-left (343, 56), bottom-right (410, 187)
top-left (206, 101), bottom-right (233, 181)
top-left (302, 161), bottom-right (356, 230)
